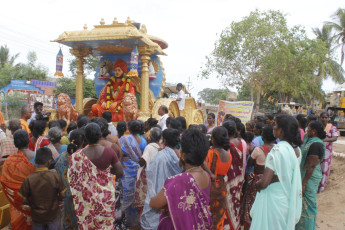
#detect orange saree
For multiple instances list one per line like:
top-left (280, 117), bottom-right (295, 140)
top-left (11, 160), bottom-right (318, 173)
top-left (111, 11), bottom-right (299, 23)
top-left (0, 150), bottom-right (35, 230)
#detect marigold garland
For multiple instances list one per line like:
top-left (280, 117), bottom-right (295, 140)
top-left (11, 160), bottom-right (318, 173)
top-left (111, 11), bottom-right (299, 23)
top-left (106, 75), bottom-right (131, 112)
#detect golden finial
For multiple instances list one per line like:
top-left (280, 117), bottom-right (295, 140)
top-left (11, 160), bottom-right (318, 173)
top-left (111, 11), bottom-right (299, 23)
top-left (141, 24), bottom-right (147, 34)
top-left (113, 17), bottom-right (118, 25)
top-left (100, 18), bottom-right (105, 25)
top-left (126, 17), bottom-right (132, 25)
top-left (83, 24), bottom-right (88, 30)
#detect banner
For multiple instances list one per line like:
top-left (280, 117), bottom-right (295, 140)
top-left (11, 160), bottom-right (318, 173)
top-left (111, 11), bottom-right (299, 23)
top-left (217, 100), bottom-right (254, 125)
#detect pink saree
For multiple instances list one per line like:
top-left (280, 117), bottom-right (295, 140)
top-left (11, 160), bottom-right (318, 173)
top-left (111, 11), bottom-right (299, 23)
top-left (158, 172), bottom-right (212, 230)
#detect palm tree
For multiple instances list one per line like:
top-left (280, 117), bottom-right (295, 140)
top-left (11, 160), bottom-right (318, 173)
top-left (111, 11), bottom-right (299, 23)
top-left (325, 8), bottom-right (345, 65)
top-left (0, 45), bottom-right (19, 69)
top-left (313, 25), bottom-right (345, 83)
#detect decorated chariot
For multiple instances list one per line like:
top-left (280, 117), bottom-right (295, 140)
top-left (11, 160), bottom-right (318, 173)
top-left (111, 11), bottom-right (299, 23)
top-left (52, 17), bottom-right (203, 125)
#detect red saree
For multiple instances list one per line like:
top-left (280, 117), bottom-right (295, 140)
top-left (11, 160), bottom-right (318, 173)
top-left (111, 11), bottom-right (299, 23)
top-left (0, 151), bottom-right (36, 230)
top-left (225, 141), bottom-right (244, 230)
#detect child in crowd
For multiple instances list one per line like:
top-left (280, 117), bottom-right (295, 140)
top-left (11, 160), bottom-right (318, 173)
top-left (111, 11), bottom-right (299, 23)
top-left (19, 147), bottom-right (66, 230)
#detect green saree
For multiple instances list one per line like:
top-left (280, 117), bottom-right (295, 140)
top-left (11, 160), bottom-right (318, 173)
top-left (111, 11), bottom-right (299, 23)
top-left (295, 137), bottom-right (325, 230)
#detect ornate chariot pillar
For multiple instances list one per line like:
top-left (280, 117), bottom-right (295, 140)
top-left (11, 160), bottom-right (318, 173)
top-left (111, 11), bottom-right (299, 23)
top-left (138, 46), bottom-right (154, 121)
top-left (69, 48), bottom-right (92, 115)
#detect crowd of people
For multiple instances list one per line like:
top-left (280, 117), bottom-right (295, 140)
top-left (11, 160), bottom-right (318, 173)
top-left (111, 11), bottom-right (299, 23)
top-left (0, 101), bottom-right (339, 230)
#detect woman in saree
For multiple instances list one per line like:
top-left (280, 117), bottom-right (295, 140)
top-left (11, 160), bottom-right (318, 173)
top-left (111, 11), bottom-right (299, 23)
top-left (205, 126), bottom-right (232, 229)
top-left (67, 123), bottom-right (123, 229)
top-left (134, 127), bottom-right (162, 214)
top-left (140, 128), bottom-right (181, 230)
top-left (295, 121), bottom-right (326, 230)
top-left (318, 111), bottom-right (338, 192)
top-left (250, 114), bottom-right (302, 230)
top-left (55, 129), bottom-right (85, 230)
top-left (47, 127), bottom-right (68, 163)
top-left (206, 113), bottom-right (216, 134)
top-left (28, 120), bottom-right (50, 152)
top-left (240, 124), bottom-right (275, 229)
top-left (222, 120), bottom-right (244, 230)
top-left (119, 120), bottom-right (147, 227)
top-left (0, 129), bottom-right (35, 230)
top-left (150, 128), bottom-right (212, 230)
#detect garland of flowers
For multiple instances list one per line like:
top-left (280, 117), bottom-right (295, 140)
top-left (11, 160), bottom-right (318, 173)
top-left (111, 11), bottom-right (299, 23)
top-left (106, 75), bottom-right (131, 113)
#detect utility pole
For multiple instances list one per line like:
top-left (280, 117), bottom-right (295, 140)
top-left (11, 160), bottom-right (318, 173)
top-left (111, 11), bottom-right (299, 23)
top-left (186, 76), bottom-right (193, 96)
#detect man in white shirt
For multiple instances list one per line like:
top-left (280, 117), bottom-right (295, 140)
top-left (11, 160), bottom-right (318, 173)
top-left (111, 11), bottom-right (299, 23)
top-left (158, 105), bottom-right (169, 130)
top-left (102, 111), bottom-right (118, 136)
top-left (176, 83), bottom-right (186, 113)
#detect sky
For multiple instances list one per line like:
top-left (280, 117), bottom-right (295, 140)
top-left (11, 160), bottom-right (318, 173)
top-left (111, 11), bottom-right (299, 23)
top-left (0, 0), bottom-right (343, 99)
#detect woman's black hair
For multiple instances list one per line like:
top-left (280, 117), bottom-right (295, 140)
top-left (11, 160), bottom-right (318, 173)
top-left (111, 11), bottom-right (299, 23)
top-left (246, 120), bottom-right (255, 130)
top-left (262, 124), bottom-right (276, 143)
top-left (176, 116), bottom-right (187, 130)
top-left (307, 114), bottom-right (318, 122)
top-left (211, 126), bottom-right (230, 150)
top-left (236, 122), bottom-right (246, 140)
top-left (188, 124), bottom-right (198, 129)
top-left (166, 117), bottom-right (182, 131)
top-left (296, 114), bottom-right (307, 130)
top-left (94, 118), bottom-right (110, 138)
top-left (68, 129), bottom-right (85, 155)
top-left (57, 119), bottom-right (67, 130)
top-left (223, 114), bottom-right (234, 122)
top-left (85, 123), bottom-right (101, 145)
top-left (31, 120), bottom-right (47, 138)
top-left (77, 115), bottom-right (90, 128)
top-left (320, 111), bottom-right (329, 118)
top-left (138, 120), bottom-right (145, 135)
top-left (198, 124), bottom-right (207, 134)
top-left (146, 118), bottom-right (158, 128)
top-left (255, 122), bottom-right (265, 135)
top-left (102, 111), bottom-right (112, 123)
top-left (13, 129), bottom-right (29, 149)
top-left (207, 113), bottom-right (215, 119)
top-left (222, 120), bottom-right (237, 138)
top-left (309, 121), bottom-right (327, 139)
top-left (67, 122), bottom-right (77, 134)
top-left (275, 114), bottom-right (302, 147)
top-left (255, 115), bottom-right (267, 124)
top-left (244, 131), bottom-right (255, 143)
top-left (48, 120), bottom-right (61, 129)
top-left (162, 128), bottom-right (180, 148)
top-left (265, 113), bottom-right (274, 122)
top-left (128, 120), bottom-right (142, 135)
top-left (117, 121), bottom-right (127, 138)
top-left (181, 128), bottom-right (210, 166)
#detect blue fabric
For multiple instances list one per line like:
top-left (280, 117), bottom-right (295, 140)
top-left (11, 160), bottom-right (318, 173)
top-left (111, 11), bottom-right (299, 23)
top-left (55, 153), bottom-right (78, 230)
top-left (120, 134), bottom-right (147, 226)
top-left (252, 136), bottom-right (264, 147)
top-left (141, 147), bottom-right (182, 230)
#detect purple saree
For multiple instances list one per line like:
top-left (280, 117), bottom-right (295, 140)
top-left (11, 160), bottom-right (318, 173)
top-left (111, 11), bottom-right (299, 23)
top-left (158, 172), bottom-right (212, 230)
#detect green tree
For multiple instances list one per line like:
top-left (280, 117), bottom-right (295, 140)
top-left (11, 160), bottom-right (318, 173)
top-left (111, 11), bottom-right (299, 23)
top-left (54, 77), bottom-right (97, 98)
top-left (260, 28), bottom-right (328, 105)
top-left (201, 9), bottom-right (330, 110)
top-left (3, 91), bottom-right (26, 120)
top-left (313, 25), bottom-right (345, 83)
top-left (201, 10), bottom-right (292, 110)
top-left (325, 8), bottom-right (345, 65)
top-left (0, 50), bottom-right (49, 89)
top-left (0, 44), bottom-right (19, 69)
top-left (197, 88), bottom-right (229, 105)
top-left (54, 55), bottom-right (100, 98)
